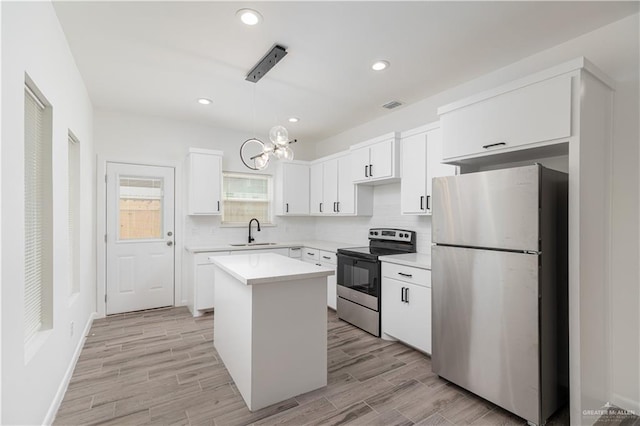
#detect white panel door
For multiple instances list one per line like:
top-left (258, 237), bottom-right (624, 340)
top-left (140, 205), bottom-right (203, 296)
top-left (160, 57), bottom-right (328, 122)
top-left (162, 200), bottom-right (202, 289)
top-left (282, 163), bottom-right (310, 215)
top-left (106, 162), bottom-right (175, 315)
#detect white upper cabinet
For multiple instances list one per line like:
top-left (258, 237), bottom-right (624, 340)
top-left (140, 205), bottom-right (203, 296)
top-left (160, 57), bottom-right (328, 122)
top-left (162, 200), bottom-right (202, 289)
top-left (309, 163), bottom-right (323, 215)
top-left (439, 73), bottom-right (572, 163)
top-left (274, 161), bottom-right (310, 216)
top-left (185, 148), bottom-right (223, 215)
top-left (401, 123), bottom-right (456, 215)
top-left (310, 152), bottom-right (373, 216)
top-left (350, 133), bottom-right (400, 184)
top-left (322, 158), bottom-right (339, 213)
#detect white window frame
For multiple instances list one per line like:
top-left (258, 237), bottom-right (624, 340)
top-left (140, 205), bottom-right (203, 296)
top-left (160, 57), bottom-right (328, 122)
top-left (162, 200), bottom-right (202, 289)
top-left (68, 131), bottom-right (80, 297)
top-left (221, 172), bottom-right (273, 226)
top-left (24, 81), bottom-right (54, 349)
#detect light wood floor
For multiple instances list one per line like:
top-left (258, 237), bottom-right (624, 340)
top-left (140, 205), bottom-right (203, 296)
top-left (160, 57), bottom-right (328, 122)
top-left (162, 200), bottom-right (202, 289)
top-left (53, 307), bottom-right (584, 425)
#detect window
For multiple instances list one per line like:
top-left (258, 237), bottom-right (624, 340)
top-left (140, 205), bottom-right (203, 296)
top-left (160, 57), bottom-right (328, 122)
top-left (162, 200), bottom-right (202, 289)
top-left (118, 177), bottom-right (164, 240)
top-left (68, 132), bottom-right (80, 295)
top-left (24, 83), bottom-right (53, 343)
top-left (222, 172), bottom-right (272, 225)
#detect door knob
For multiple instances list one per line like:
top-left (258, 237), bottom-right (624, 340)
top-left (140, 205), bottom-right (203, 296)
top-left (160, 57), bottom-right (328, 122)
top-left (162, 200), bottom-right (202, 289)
top-left (167, 241), bottom-right (173, 246)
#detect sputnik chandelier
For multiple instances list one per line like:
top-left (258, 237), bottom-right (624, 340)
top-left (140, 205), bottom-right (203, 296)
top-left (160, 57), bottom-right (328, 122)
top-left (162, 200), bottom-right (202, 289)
top-left (239, 44), bottom-right (297, 171)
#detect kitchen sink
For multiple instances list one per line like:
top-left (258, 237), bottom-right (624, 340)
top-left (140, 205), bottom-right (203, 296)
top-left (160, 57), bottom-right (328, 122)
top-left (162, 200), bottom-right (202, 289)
top-left (229, 242), bottom-right (279, 247)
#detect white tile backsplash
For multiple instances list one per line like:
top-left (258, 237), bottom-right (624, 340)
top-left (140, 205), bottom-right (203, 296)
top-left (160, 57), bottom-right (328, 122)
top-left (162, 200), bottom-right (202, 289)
top-left (314, 183), bottom-right (433, 253)
top-left (185, 183), bottom-right (431, 253)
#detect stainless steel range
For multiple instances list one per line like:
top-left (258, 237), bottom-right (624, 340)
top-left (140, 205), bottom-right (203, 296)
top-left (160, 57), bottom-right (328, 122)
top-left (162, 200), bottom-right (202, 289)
top-left (337, 228), bottom-right (416, 336)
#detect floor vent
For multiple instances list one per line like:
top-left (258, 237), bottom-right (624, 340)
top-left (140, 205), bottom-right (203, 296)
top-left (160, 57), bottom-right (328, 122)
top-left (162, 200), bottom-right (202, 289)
top-left (382, 100), bottom-right (403, 110)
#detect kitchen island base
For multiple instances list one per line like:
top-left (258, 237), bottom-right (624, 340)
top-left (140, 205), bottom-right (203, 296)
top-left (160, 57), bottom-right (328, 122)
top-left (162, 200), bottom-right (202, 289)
top-left (213, 257), bottom-right (329, 412)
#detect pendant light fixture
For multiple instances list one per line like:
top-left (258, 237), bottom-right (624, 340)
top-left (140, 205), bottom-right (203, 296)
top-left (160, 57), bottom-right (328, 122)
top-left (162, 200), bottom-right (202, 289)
top-left (239, 44), bottom-right (296, 171)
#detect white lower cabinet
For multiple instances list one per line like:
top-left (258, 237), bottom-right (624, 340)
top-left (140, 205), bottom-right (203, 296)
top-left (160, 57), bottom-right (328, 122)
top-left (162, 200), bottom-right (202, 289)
top-left (187, 247), bottom-right (290, 316)
top-left (381, 262), bottom-right (431, 354)
top-left (301, 248), bottom-right (337, 310)
top-left (187, 252), bottom-right (230, 316)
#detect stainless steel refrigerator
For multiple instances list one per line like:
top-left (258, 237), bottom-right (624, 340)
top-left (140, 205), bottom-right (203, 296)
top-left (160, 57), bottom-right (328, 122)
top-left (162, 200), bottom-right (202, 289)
top-left (431, 164), bottom-right (568, 426)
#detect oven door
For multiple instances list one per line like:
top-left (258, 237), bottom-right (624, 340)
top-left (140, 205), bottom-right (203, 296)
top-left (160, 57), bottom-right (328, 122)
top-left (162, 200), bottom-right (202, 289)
top-left (336, 254), bottom-right (380, 311)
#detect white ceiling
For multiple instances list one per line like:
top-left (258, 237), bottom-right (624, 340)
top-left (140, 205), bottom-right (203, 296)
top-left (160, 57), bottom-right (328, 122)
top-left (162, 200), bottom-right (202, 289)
top-left (53, 1), bottom-right (638, 143)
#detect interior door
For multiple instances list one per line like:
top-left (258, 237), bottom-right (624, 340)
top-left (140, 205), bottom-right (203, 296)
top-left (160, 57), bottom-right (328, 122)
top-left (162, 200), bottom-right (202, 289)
top-left (106, 162), bottom-right (175, 315)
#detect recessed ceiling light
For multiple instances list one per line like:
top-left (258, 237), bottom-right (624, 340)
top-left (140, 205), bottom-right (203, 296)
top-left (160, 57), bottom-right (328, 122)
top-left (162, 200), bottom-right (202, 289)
top-left (288, 117), bottom-right (299, 123)
top-left (371, 60), bottom-right (390, 71)
top-left (236, 8), bottom-right (263, 26)
top-left (197, 98), bottom-right (212, 105)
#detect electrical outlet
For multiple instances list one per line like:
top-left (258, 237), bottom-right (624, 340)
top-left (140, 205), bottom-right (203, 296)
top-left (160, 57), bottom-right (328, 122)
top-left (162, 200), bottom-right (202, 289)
top-left (70, 321), bottom-right (74, 337)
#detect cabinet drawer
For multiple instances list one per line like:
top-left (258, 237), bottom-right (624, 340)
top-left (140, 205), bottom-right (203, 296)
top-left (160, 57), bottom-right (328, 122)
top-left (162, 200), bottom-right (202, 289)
top-left (382, 262), bottom-right (430, 288)
top-left (288, 247), bottom-right (302, 258)
top-left (441, 74), bottom-right (572, 161)
top-left (302, 248), bottom-right (320, 262)
top-left (319, 250), bottom-right (336, 265)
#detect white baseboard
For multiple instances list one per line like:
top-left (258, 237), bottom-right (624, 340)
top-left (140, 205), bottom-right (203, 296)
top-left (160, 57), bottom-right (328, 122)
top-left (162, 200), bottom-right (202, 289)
top-left (43, 312), bottom-right (97, 425)
top-left (610, 393), bottom-right (640, 415)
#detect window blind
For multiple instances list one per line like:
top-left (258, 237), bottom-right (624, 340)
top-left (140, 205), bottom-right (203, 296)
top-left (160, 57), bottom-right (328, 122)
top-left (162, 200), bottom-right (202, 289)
top-left (24, 87), bottom-right (46, 342)
top-left (222, 172), bottom-right (272, 224)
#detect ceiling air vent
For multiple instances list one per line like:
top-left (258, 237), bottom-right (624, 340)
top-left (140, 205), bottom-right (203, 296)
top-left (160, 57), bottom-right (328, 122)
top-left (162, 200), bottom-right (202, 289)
top-left (382, 100), bottom-right (403, 110)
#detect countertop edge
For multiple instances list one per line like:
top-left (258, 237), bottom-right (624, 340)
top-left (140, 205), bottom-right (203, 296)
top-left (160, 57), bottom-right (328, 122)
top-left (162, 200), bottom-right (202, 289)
top-left (379, 254), bottom-right (431, 270)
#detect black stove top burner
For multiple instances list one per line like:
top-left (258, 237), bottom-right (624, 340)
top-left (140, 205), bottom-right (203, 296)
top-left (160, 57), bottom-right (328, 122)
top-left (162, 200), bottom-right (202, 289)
top-left (337, 246), bottom-right (409, 259)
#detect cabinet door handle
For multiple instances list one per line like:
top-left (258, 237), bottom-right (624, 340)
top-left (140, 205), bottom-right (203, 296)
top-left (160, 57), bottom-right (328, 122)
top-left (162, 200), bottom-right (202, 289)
top-left (336, 202), bottom-right (340, 212)
top-left (322, 255), bottom-right (331, 260)
top-left (320, 202), bottom-right (323, 213)
top-left (401, 287), bottom-right (405, 302)
top-left (286, 203), bottom-right (289, 213)
top-left (365, 165), bottom-right (369, 177)
top-left (290, 248), bottom-right (300, 251)
top-left (369, 164), bottom-right (373, 177)
top-left (398, 272), bottom-right (413, 278)
top-left (307, 252), bottom-right (315, 256)
top-left (405, 287), bottom-right (409, 303)
top-left (482, 142), bottom-right (507, 149)
top-left (426, 195), bottom-right (431, 210)
top-left (420, 196), bottom-right (424, 210)
top-left (217, 200), bottom-right (220, 212)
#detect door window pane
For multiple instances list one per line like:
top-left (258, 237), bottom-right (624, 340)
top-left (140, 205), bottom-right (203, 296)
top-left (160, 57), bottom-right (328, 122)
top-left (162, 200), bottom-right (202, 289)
top-left (119, 177), bottom-right (163, 240)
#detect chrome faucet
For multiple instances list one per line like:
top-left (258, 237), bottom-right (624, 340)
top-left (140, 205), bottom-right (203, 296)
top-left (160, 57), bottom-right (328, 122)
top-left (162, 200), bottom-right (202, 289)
top-left (248, 218), bottom-right (261, 243)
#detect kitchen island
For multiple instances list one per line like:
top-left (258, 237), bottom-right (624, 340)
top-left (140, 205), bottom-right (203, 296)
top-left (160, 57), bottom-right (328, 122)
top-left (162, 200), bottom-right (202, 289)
top-left (209, 252), bottom-right (335, 411)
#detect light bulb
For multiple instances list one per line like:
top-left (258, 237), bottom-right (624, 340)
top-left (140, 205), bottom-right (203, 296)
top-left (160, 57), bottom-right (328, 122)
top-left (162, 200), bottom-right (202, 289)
top-left (263, 140), bottom-right (275, 154)
top-left (269, 125), bottom-right (289, 146)
top-left (282, 146), bottom-right (294, 161)
top-left (274, 146), bottom-right (285, 159)
top-left (254, 153), bottom-right (270, 170)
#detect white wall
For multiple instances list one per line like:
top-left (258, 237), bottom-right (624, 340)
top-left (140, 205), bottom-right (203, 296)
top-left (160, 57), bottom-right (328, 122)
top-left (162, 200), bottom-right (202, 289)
top-left (93, 109), bottom-right (317, 312)
top-left (312, 13), bottom-right (640, 422)
top-left (1, 2), bottom-right (95, 425)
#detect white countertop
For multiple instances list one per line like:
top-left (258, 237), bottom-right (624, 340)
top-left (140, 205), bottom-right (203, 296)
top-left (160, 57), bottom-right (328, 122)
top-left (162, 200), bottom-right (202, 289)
top-left (210, 252), bottom-right (335, 285)
top-left (186, 239), bottom-right (360, 254)
top-left (378, 253), bottom-right (432, 270)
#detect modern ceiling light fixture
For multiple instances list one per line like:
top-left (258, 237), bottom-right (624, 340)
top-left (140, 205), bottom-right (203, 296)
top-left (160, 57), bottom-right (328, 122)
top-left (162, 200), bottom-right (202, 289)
top-left (240, 44), bottom-right (296, 171)
top-left (236, 8), bottom-right (263, 26)
top-left (372, 60), bottom-right (390, 71)
top-left (197, 98), bottom-right (212, 105)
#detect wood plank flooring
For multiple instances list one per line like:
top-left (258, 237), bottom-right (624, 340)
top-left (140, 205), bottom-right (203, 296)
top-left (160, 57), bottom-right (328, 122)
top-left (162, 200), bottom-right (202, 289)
top-left (52, 306), bottom-right (621, 426)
